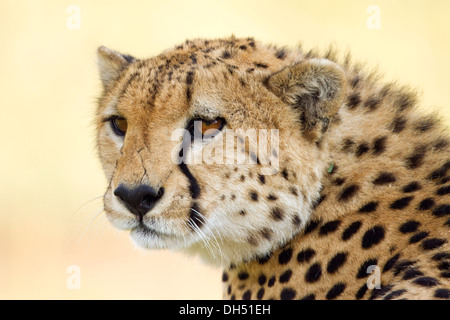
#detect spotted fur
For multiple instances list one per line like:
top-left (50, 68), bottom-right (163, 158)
top-left (95, 36), bottom-right (450, 300)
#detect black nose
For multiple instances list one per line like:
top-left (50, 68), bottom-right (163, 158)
top-left (114, 184), bottom-right (164, 220)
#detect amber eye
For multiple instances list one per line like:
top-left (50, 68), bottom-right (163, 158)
top-left (192, 118), bottom-right (225, 138)
top-left (110, 117), bottom-right (128, 136)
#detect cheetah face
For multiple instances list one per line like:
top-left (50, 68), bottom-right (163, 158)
top-left (95, 39), bottom-right (347, 266)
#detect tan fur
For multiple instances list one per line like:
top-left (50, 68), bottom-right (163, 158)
top-left (95, 36), bottom-right (450, 300)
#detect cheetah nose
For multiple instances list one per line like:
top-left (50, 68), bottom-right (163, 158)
top-left (114, 184), bottom-right (164, 221)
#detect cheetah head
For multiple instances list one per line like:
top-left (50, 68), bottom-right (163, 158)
top-left (95, 38), bottom-right (347, 266)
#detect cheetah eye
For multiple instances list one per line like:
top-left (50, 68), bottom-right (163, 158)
top-left (190, 117), bottom-right (226, 139)
top-left (109, 116), bottom-right (128, 137)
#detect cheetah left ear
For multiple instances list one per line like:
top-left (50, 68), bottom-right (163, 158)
top-left (97, 46), bottom-right (137, 89)
top-left (266, 58), bottom-right (347, 142)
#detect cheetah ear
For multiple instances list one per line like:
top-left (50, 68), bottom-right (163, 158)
top-left (266, 58), bottom-right (347, 142)
top-left (97, 46), bottom-right (137, 89)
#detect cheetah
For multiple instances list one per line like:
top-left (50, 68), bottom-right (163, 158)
top-left (95, 36), bottom-right (450, 300)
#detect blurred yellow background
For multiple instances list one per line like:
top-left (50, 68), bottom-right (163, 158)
top-left (0, 0), bottom-right (449, 299)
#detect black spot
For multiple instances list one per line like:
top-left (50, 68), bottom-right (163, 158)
top-left (333, 178), bottom-right (346, 186)
top-left (305, 263), bottom-right (322, 283)
top-left (280, 288), bottom-right (296, 300)
top-left (414, 117), bottom-right (436, 132)
top-left (434, 289), bottom-right (450, 299)
top-left (418, 198), bottom-right (435, 211)
top-left (222, 272), bottom-right (228, 282)
top-left (339, 184), bottom-right (360, 201)
top-left (356, 259), bottom-right (378, 278)
top-left (238, 271), bottom-right (249, 280)
top-left (428, 161), bottom-right (450, 181)
top-left (383, 289), bottom-right (407, 300)
top-left (256, 288), bottom-right (265, 300)
top-left (402, 182), bottom-right (421, 193)
top-left (281, 168), bottom-right (289, 180)
top-left (432, 204), bottom-right (450, 217)
top-left (402, 268), bottom-right (424, 280)
top-left (373, 172), bottom-right (396, 185)
top-left (421, 238), bottom-right (447, 251)
top-left (438, 261), bottom-right (450, 271)
top-left (432, 252), bottom-right (450, 261)
top-left (413, 277), bottom-right (440, 287)
top-left (383, 254), bottom-right (400, 272)
top-left (256, 253), bottom-right (271, 265)
top-left (257, 174), bottom-right (265, 184)
top-left (326, 283), bottom-right (346, 300)
top-left (221, 50), bottom-right (231, 59)
top-left (258, 274), bottom-right (267, 285)
top-left (356, 143), bottom-right (370, 157)
top-left (289, 216), bottom-right (300, 229)
top-left (389, 196), bottom-right (414, 210)
top-left (289, 187), bottom-right (299, 197)
top-left (342, 138), bottom-right (355, 152)
top-left (445, 218), bottom-right (450, 228)
top-left (189, 53), bottom-right (198, 64)
top-left (267, 276), bottom-right (275, 287)
top-left (409, 231), bottom-right (429, 244)
top-left (313, 194), bottom-right (326, 209)
top-left (437, 185), bottom-right (450, 196)
top-left (395, 92), bottom-right (416, 111)
top-left (372, 136), bottom-right (387, 155)
top-left (249, 191), bottom-right (258, 201)
top-left (270, 207), bottom-right (284, 221)
top-left (327, 252), bottom-right (348, 274)
top-left (355, 284), bottom-right (368, 300)
top-left (297, 248), bottom-right (316, 263)
top-left (391, 116), bottom-right (407, 133)
top-left (362, 226), bottom-right (385, 249)
top-left (350, 76), bottom-right (360, 88)
top-left (319, 220), bottom-right (341, 236)
top-left (358, 201), bottom-right (378, 213)
top-left (434, 139), bottom-right (449, 151)
top-left (399, 221), bottom-right (421, 233)
top-left (279, 270), bottom-right (292, 283)
top-left (239, 209), bottom-right (246, 216)
top-left (278, 248), bottom-right (293, 265)
top-left (369, 284), bottom-right (394, 300)
top-left (267, 194), bottom-right (278, 201)
top-left (347, 93), bottom-right (361, 109)
top-left (260, 228), bottom-right (273, 240)
top-left (254, 62), bottom-right (268, 69)
top-left (364, 96), bottom-right (381, 111)
top-left (342, 221), bottom-right (362, 241)
top-left (275, 49), bottom-right (287, 60)
top-left (441, 271), bottom-right (450, 278)
top-left (405, 146), bottom-right (427, 169)
top-left (303, 220), bottom-right (320, 234)
top-left (239, 45), bottom-right (247, 50)
top-left (242, 290), bottom-right (251, 300)
top-left (300, 294), bottom-right (316, 300)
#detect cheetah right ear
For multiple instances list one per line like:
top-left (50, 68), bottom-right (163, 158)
top-left (97, 46), bottom-right (137, 89)
top-left (266, 58), bottom-right (347, 142)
